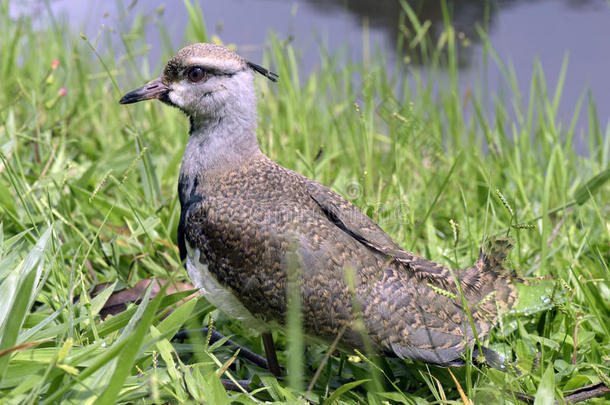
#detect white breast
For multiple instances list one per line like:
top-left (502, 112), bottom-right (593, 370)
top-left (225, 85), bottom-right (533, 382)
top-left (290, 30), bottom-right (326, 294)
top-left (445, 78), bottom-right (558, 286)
top-left (185, 241), bottom-right (269, 331)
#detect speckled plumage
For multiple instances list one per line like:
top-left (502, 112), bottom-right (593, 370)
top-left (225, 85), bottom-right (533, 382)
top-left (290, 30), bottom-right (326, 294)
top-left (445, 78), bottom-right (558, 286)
top-left (122, 43), bottom-right (518, 367)
top-left (180, 154), bottom-right (518, 365)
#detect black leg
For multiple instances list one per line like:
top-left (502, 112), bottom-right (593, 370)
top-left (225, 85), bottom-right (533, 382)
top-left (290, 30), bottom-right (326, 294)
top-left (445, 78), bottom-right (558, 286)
top-left (174, 328), bottom-right (270, 370)
top-left (221, 379), bottom-right (253, 392)
top-left (262, 332), bottom-right (282, 377)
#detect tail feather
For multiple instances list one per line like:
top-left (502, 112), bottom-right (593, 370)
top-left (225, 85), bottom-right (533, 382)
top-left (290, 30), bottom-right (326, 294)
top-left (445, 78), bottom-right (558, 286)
top-left (389, 236), bottom-right (518, 311)
top-left (464, 237), bottom-right (519, 312)
top-left (375, 237), bottom-right (519, 367)
top-left (475, 237), bottom-right (514, 274)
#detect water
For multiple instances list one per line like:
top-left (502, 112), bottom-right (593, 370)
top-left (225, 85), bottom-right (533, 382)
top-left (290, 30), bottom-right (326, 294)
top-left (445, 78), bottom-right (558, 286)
top-left (13, 0), bottom-right (610, 153)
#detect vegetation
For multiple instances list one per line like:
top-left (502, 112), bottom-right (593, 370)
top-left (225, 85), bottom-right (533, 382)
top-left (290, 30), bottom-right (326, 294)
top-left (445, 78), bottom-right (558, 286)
top-left (0, 0), bottom-right (608, 403)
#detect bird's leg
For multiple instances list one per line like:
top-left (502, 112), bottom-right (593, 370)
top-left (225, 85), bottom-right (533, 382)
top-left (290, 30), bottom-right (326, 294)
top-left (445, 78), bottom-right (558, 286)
top-left (220, 379), bottom-right (253, 392)
top-left (262, 332), bottom-right (282, 377)
top-left (174, 328), bottom-right (270, 370)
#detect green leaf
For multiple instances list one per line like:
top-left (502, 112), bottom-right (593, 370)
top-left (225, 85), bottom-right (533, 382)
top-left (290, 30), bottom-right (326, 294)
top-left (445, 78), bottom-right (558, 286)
top-left (156, 293), bottom-right (197, 337)
top-left (378, 391), bottom-right (428, 405)
top-left (510, 279), bottom-right (556, 315)
top-left (96, 282), bottom-right (167, 404)
top-left (149, 325), bottom-right (182, 396)
top-left (83, 288), bottom-right (196, 341)
top-left (0, 272), bottom-right (19, 332)
top-left (533, 366), bottom-right (556, 405)
top-left (0, 362), bottom-right (46, 390)
top-left (88, 281), bottom-right (118, 318)
top-left (2, 372), bottom-right (40, 400)
top-left (529, 335), bottom-right (560, 351)
top-left (323, 379), bottom-right (371, 405)
top-left (83, 305), bottom-right (138, 341)
top-left (562, 374), bottom-right (593, 392)
top-left (573, 168), bottom-right (610, 205)
top-left (0, 227), bottom-right (52, 384)
top-left (203, 369), bottom-right (231, 405)
top-left (183, 0), bottom-right (207, 42)
top-left (41, 339), bottom-right (129, 404)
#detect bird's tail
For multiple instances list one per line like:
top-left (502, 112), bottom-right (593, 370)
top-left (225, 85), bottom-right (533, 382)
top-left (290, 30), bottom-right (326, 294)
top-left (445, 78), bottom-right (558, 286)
top-left (435, 237), bottom-right (519, 368)
top-left (363, 235), bottom-right (520, 367)
top-left (390, 236), bottom-right (519, 313)
top-left (460, 237), bottom-right (519, 315)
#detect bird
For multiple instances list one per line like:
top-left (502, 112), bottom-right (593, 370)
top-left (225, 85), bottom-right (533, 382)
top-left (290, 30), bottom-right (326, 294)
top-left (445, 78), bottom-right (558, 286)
top-left (119, 43), bottom-right (518, 372)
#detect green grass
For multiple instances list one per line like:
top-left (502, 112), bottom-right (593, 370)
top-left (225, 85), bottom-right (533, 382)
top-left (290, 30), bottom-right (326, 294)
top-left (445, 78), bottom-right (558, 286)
top-left (0, 0), bottom-right (609, 403)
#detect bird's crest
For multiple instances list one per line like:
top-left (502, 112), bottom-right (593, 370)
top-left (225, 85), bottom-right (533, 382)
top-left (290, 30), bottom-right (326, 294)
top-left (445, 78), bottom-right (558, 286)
top-left (247, 61), bottom-right (279, 82)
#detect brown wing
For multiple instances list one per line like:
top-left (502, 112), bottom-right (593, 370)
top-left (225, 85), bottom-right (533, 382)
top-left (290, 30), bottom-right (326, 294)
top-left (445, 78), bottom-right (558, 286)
top-left (306, 180), bottom-right (456, 285)
top-left (305, 180), bottom-right (402, 251)
top-left (304, 176), bottom-right (518, 365)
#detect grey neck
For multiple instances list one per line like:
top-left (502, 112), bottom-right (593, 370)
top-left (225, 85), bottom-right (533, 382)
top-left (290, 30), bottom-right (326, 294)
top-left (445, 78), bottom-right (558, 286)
top-left (180, 106), bottom-right (261, 183)
top-left (182, 117), bottom-right (260, 174)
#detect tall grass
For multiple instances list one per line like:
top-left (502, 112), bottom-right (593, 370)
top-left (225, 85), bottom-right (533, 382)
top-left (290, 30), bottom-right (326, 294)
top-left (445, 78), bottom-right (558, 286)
top-left (0, 0), bottom-right (608, 403)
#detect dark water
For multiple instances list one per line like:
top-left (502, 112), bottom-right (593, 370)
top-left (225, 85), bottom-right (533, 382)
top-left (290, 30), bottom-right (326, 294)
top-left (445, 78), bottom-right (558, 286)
top-left (14, 0), bottom-right (610, 153)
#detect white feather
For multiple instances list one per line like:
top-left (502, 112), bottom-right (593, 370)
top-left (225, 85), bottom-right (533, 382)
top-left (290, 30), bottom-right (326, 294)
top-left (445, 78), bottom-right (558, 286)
top-left (185, 241), bottom-right (269, 331)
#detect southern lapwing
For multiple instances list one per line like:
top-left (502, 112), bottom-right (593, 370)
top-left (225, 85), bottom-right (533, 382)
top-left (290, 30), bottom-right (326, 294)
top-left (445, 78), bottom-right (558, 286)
top-left (119, 43), bottom-right (518, 374)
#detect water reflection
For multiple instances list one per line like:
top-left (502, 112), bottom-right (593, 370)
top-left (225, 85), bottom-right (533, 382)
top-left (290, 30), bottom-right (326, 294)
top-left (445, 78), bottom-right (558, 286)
top-left (306, 0), bottom-right (607, 67)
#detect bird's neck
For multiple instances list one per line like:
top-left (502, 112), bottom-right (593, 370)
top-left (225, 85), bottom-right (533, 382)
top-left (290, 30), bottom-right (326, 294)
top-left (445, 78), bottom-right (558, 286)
top-left (180, 109), bottom-right (262, 181)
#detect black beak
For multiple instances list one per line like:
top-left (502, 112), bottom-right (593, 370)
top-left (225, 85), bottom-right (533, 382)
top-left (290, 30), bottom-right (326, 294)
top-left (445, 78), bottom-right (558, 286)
top-left (119, 77), bottom-right (170, 104)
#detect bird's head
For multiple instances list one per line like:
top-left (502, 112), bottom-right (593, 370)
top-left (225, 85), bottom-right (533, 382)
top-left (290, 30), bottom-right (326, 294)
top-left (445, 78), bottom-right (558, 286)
top-left (119, 43), bottom-right (277, 124)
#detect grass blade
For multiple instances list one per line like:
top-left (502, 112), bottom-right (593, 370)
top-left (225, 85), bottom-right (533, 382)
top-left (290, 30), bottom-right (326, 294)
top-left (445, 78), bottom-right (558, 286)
top-left (573, 168), bottom-right (610, 205)
top-left (0, 227), bottom-right (52, 384)
top-left (96, 282), bottom-right (168, 404)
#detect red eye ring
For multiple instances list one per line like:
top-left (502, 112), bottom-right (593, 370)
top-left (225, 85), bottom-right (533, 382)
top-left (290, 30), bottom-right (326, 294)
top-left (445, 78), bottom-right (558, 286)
top-left (186, 67), bottom-right (206, 83)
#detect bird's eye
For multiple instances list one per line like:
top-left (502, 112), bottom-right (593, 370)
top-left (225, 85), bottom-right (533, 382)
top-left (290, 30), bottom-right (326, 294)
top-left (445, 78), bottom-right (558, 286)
top-left (186, 67), bottom-right (206, 83)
